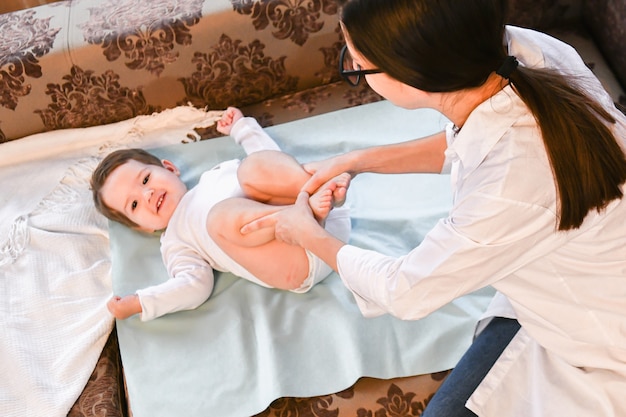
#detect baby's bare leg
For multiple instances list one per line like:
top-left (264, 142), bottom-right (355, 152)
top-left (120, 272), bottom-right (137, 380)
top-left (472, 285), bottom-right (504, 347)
top-left (309, 188), bottom-right (333, 222)
top-left (207, 197), bottom-right (281, 247)
top-left (237, 150), bottom-right (310, 205)
top-left (206, 197), bottom-right (310, 290)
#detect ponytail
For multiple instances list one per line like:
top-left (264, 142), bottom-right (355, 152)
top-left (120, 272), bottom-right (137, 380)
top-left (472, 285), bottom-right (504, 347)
top-left (508, 67), bottom-right (626, 230)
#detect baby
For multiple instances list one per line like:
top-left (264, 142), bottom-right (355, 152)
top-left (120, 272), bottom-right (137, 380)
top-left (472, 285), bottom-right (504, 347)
top-left (91, 107), bottom-right (351, 321)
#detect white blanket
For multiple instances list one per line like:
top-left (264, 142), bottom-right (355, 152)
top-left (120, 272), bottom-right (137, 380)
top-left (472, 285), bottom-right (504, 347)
top-left (0, 106), bottom-right (222, 417)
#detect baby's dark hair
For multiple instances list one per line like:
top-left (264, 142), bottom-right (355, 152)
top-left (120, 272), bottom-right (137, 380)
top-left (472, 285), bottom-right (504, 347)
top-left (91, 148), bottom-right (163, 228)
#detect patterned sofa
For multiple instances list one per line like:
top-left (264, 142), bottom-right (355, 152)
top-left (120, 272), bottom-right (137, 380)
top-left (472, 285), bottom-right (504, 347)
top-left (1, 0), bottom-right (624, 416)
top-left (2, 0), bottom-right (623, 145)
top-left (0, 0), bottom-right (386, 144)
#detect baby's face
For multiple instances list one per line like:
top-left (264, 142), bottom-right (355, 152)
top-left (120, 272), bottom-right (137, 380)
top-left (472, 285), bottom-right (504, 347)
top-left (100, 159), bottom-right (187, 232)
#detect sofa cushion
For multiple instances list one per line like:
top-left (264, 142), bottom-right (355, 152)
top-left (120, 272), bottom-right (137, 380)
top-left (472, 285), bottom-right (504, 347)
top-left (507, 0), bottom-right (582, 29)
top-left (583, 0), bottom-right (626, 90)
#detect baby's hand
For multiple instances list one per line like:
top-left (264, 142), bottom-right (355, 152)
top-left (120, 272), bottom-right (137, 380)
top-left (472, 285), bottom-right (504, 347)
top-left (107, 294), bottom-right (142, 320)
top-left (216, 107), bottom-right (244, 135)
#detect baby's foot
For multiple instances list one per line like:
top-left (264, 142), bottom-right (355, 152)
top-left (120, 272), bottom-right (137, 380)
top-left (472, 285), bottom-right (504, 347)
top-left (309, 173), bottom-right (351, 221)
top-left (331, 172), bottom-right (351, 208)
top-left (309, 188), bottom-right (334, 222)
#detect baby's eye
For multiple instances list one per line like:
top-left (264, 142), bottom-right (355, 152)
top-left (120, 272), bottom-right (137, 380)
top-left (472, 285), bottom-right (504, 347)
top-left (142, 174), bottom-right (150, 185)
top-left (131, 201), bottom-right (138, 210)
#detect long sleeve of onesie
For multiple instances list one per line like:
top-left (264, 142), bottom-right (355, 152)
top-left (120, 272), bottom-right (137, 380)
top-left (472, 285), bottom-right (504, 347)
top-left (229, 117), bottom-right (281, 154)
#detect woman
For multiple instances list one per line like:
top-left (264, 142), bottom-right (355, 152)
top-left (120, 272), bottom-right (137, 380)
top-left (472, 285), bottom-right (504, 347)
top-left (242, 0), bottom-right (626, 415)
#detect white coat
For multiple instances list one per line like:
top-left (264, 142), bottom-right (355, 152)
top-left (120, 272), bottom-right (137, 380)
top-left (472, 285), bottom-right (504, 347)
top-left (337, 25), bottom-right (626, 416)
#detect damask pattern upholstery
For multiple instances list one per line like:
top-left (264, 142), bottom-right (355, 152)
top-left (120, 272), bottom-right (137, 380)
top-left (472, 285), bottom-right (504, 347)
top-left (0, 0), bottom-right (383, 143)
top-left (253, 372), bottom-right (450, 417)
top-left (1, 0), bottom-right (624, 143)
top-left (1, 0), bottom-right (624, 416)
top-left (67, 328), bottom-right (127, 417)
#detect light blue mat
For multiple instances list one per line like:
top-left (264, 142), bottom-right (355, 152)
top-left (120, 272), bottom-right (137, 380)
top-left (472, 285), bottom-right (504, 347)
top-left (111, 101), bottom-right (494, 417)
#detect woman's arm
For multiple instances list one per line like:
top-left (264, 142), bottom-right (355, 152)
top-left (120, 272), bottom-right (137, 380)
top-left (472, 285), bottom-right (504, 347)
top-left (243, 130), bottom-right (448, 237)
top-left (302, 130), bottom-right (447, 194)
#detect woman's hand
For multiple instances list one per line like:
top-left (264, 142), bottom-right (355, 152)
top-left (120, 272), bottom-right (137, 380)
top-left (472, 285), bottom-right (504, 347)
top-left (242, 192), bottom-right (345, 271)
top-left (301, 154), bottom-right (355, 195)
top-left (107, 294), bottom-right (142, 320)
top-left (241, 192), bottom-right (319, 246)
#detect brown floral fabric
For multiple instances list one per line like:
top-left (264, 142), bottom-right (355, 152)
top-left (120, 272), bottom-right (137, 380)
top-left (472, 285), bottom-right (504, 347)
top-left (1, 0), bottom-right (623, 142)
top-left (0, 10), bottom-right (60, 111)
top-left (67, 327), bottom-right (126, 417)
top-left (254, 372), bottom-right (450, 417)
top-left (232, 0), bottom-right (339, 46)
top-left (35, 65), bottom-right (158, 130)
top-left (0, 0), bottom-right (347, 142)
top-left (79, 0), bottom-right (204, 76)
top-left (179, 34), bottom-right (299, 109)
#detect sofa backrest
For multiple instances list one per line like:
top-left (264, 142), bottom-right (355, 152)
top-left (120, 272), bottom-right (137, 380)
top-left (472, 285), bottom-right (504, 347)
top-left (582, 0), bottom-right (626, 91)
top-left (0, 0), bottom-right (345, 142)
top-left (2, 0), bottom-right (623, 143)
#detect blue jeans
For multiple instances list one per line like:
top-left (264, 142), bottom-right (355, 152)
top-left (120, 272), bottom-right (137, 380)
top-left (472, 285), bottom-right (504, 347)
top-left (422, 317), bottom-right (521, 417)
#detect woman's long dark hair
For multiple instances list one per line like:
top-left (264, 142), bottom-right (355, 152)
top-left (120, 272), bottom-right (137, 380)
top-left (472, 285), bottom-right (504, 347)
top-left (339, 0), bottom-right (626, 230)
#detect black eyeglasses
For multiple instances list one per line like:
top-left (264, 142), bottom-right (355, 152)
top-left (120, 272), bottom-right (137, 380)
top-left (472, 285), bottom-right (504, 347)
top-left (339, 44), bottom-right (382, 87)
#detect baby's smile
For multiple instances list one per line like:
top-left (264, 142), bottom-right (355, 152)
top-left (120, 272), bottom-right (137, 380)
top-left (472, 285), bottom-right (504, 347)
top-left (157, 193), bottom-right (165, 212)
